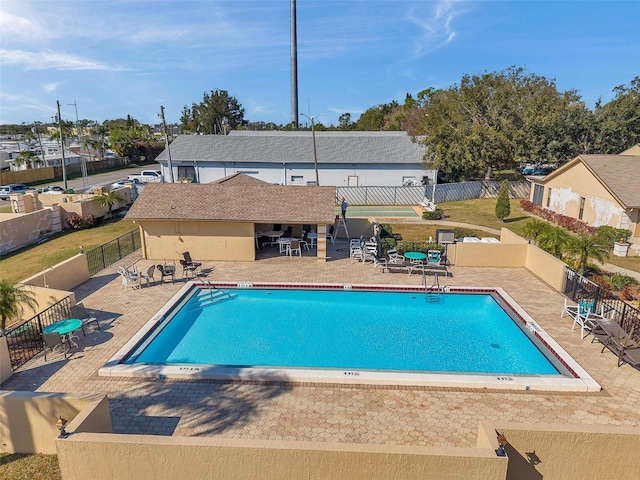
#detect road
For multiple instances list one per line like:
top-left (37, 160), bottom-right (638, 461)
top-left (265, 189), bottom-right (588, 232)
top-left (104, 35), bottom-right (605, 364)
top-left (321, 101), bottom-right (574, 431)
top-left (36, 165), bottom-right (161, 193)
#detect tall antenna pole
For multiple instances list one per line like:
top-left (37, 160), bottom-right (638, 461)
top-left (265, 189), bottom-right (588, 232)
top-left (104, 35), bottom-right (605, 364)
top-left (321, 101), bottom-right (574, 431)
top-left (56, 100), bottom-right (68, 189)
top-left (69, 101), bottom-right (88, 193)
top-left (290, 0), bottom-right (299, 129)
top-left (160, 106), bottom-right (175, 183)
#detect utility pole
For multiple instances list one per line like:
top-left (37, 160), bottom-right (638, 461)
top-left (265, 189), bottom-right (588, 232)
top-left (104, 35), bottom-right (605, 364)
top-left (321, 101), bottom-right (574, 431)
top-left (159, 106), bottom-right (175, 183)
top-left (290, 0), bottom-right (299, 129)
top-left (69, 101), bottom-right (88, 193)
top-left (56, 100), bottom-right (68, 189)
top-left (300, 113), bottom-right (321, 185)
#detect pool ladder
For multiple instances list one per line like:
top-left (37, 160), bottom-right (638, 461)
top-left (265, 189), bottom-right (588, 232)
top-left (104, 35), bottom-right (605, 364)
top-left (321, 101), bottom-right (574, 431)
top-left (423, 270), bottom-right (445, 303)
top-left (186, 289), bottom-right (236, 310)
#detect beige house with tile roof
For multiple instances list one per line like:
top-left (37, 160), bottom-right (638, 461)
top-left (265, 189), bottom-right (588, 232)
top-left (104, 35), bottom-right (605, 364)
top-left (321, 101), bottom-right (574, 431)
top-left (528, 154), bottom-right (640, 237)
top-left (125, 182), bottom-right (336, 262)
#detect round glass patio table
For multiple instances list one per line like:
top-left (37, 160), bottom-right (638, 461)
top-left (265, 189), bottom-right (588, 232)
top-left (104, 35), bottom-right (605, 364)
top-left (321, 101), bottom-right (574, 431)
top-left (404, 251), bottom-right (427, 261)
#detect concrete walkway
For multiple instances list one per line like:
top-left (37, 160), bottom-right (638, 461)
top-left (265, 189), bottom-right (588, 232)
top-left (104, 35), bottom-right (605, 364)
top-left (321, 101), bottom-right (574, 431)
top-left (3, 240), bottom-right (640, 448)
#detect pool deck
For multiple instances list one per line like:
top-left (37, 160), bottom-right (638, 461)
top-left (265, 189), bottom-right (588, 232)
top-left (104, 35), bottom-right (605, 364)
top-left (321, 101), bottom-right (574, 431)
top-left (3, 240), bottom-right (640, 448)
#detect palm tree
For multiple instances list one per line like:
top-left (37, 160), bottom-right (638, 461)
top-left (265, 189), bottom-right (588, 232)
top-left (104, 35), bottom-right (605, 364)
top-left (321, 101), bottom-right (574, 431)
top-left (521, 219), bottom-right (549, 244)
top-left (94, 190), bottom-right (126, 219)
top-left (0, 280), bottom-right (38, 335)
top-left (537, 226), bottom-right (571, 258)
top-left (565, 233), bottom-right (610, 274)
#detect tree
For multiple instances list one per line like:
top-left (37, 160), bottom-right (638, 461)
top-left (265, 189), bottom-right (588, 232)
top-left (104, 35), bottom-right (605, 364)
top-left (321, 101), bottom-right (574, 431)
top-left (355, 102), bottom-right (399, 131)
top-left (105, 116), bottom-right (155, 160)
top-left (0, 280), bottom-right (38, 335)
top-left (14, 150), bottom-right (37, 170)
top-left (419, 67), bottom-right (593, 181)
top-left (95, 191), bottom-right (126, 219)
top-left (495, 180), bottom-right (511, 222)
top-left (522, 219), bottom-right (550, 244)
top-left (593, 77), bottom-right (640, 153)
top-left (537, 226), bottom-right (571, 259)
top-left (180, 89), bottom-right (245, 134)
top-left (565, 233), bottom-right (609, 274)
top-left (338, 113), bottom-right (354, 131)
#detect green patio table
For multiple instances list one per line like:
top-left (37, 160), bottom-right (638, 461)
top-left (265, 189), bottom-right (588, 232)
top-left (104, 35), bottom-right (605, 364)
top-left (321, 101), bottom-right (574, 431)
top-left (44, 319), bottom-right (82, 348)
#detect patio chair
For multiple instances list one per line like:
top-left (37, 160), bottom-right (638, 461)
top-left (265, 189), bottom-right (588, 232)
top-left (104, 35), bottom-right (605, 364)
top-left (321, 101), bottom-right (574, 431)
top-left (157, 262), bottom-right (176, 283)
top-left (600, 325), bottom-right (639, 366)
top-left (287, 240), bottom-right (302, 257)
top-left (426, 250), bottom-right (442, 266)
top-left (43, 332), bottom-right (67, 360)
top-left (372, 254), bottom-right (388, 274)
top-left (255, 231), bottom-right (263, 249)
top-left (182, 252), bottom-right (202, 271)
top-left (387, 249), bottom-right (405, 264)
top-left (180, 259), bottom-right (199, 280)
top-left (327, 226), bottom-right (335, 246)
top-left (620, 344), bottom-right (640, 369)
top-left (299, 231), bottom-right (310, 251)
top-left (561, 298), bottom-right (593, 321)
top-left (139, 264), bottom-right (156, 287)
top-left (70, 302), bottom-right (101, 334)
top-left (118, 266), bottom-right (140, 289)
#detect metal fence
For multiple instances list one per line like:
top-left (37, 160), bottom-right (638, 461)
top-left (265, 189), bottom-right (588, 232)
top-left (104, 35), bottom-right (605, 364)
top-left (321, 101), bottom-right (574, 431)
top-left (563, 267), bottom-right (640, 335)
top-left (4, 296), bottom-right (73, 371)
top-left (86, 229), bottom-right (141, 276)
top-left (336, 181), bottom-right (530, 206)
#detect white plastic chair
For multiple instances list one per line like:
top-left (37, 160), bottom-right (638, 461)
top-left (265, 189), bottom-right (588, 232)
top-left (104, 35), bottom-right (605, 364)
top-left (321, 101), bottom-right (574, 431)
top-left (287, 240), bottom-right (302, 257)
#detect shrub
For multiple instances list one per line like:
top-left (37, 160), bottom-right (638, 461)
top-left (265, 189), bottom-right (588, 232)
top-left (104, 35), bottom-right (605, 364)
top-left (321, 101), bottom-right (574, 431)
top-left (422, 209), bottom-right (444, 220)
top-left (66, 213), bottom-right (96, 230)
top-left (520, 199), bottom-right (597, 235)
top-left (594, 226), bottom-right (632, 248)
top-left (589, 275), bottom-right (612, 292)
top-left (609, 273), bottom-right (639, 290)
top-left (620, 286), bottom-right (636, 301)
top-left (379, 224), bottom-right (393, 237)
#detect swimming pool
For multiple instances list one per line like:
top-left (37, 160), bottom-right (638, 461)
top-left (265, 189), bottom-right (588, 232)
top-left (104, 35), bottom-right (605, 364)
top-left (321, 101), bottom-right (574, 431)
top-left (100, 282), bottom-right (600, 392)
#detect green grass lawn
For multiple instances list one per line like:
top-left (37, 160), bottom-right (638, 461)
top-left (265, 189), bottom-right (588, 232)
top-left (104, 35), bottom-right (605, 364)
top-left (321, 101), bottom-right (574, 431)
top-left (0, 219), bottom-right (136, 283)
top-left (0, 453), bottom-right (61, 480)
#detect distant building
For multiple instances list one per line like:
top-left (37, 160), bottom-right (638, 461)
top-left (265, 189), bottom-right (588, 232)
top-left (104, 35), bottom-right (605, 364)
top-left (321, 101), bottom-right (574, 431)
top-left (154, 131), bottom-right (435, 187)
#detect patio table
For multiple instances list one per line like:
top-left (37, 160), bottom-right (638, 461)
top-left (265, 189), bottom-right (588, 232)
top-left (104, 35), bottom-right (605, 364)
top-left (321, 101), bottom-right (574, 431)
top-left (307, 232), bottom-right (318, 248)
top-left (404, 251), bottom-right (427, 263)
top-left (44, 318), bottom-right (82, 348)
top-left (263, 230), bottom-right (284, 246)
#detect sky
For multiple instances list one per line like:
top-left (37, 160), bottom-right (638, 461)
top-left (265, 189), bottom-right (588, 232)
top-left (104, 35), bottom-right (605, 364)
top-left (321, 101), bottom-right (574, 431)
top-left (1, 0), bottom-right (638, 128)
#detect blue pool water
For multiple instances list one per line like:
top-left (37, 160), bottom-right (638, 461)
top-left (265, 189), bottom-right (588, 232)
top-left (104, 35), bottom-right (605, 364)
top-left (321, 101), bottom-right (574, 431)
top-left (124, 289), bottom-right (561, 376)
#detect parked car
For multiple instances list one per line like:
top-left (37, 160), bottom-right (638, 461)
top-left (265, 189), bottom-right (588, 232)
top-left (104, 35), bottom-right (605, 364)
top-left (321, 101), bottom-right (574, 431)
top-left (37, 185), bottom-right (66, 194)
top-left (111, 178), bottom-right (141, 189)
top-left (0, 184), bottom-right (31, 200)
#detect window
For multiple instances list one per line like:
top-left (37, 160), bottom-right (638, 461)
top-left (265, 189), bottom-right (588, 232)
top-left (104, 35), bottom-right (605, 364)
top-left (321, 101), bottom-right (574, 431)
top-left (579, 197), bottom-right (585, 220)
top-left (238, 171), bottom-right (259, 175)
top-left (291, 175), bottom-right (304, 184)
top-left (177, 166), bottom-right (196, 182)
top-left (402, 176), bottom-right (417, 186)
top-left (532, 184), bottom-right (544, 206)
top-left (546, 188), bottom-right (552, 207)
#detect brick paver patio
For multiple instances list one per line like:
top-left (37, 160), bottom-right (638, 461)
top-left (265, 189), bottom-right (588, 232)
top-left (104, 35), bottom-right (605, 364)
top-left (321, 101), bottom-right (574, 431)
top-left (3, 240), bottom-right (640, 447)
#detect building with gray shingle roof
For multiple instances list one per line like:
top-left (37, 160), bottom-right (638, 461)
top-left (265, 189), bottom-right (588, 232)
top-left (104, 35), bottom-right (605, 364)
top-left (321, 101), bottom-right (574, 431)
top-left (154, 131), bottom-right (435, 187)
top-left (528, 152), bottom-right (640, 240)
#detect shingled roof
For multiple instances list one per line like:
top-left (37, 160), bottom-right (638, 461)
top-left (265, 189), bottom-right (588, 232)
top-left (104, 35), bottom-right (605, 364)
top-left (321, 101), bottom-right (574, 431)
top-left (125, 183), bottom-right (336, 223)
top-left (155, 131), bottom-right (426, 164)
top-left (542, 154), bottom-right (640, 208)
top-left (210, 172), bottom-right (271, 186)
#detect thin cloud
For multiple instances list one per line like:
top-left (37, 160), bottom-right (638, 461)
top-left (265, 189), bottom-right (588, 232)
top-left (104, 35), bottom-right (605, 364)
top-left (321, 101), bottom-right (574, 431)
top-left (406, 0), bottom-right (463, 56)
top-left (42, 82), bottom-right (62, 93)
top-left (0, 49), bottom-right (127, 71)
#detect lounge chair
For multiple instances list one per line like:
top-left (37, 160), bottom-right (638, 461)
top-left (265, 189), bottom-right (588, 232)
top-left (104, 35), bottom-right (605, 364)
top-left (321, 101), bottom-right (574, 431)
top-left (43, 332), bottom-right (67, 360)
top-left (70, 302), bottom-right (100, 334)
top-left (372, 254), bottom-right (388, 273)
top-left (620, 344), bottom-right (640, 369)
top-left (601, 326), bottom-right (640, 366)
top-left (419, 198), bottom-right (437, 212)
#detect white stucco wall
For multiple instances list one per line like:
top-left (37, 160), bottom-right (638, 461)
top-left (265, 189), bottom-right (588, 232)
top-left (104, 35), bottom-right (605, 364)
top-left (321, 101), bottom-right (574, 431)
top-left (162, 162), bottom-right (436, 187)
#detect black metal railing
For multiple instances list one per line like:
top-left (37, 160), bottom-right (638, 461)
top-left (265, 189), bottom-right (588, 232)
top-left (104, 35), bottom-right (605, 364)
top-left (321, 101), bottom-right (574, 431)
top-left (86, 229), bottom-right (141, 275)
top-left (4, 296), bottom-right (73, 370)
top-left (564, 267), bottom-right (640, 337)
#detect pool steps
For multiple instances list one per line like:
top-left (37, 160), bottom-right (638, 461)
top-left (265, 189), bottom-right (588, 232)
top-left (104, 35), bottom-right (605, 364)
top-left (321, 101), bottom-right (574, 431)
top-left (186, 289), bottom-right (236, 310)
